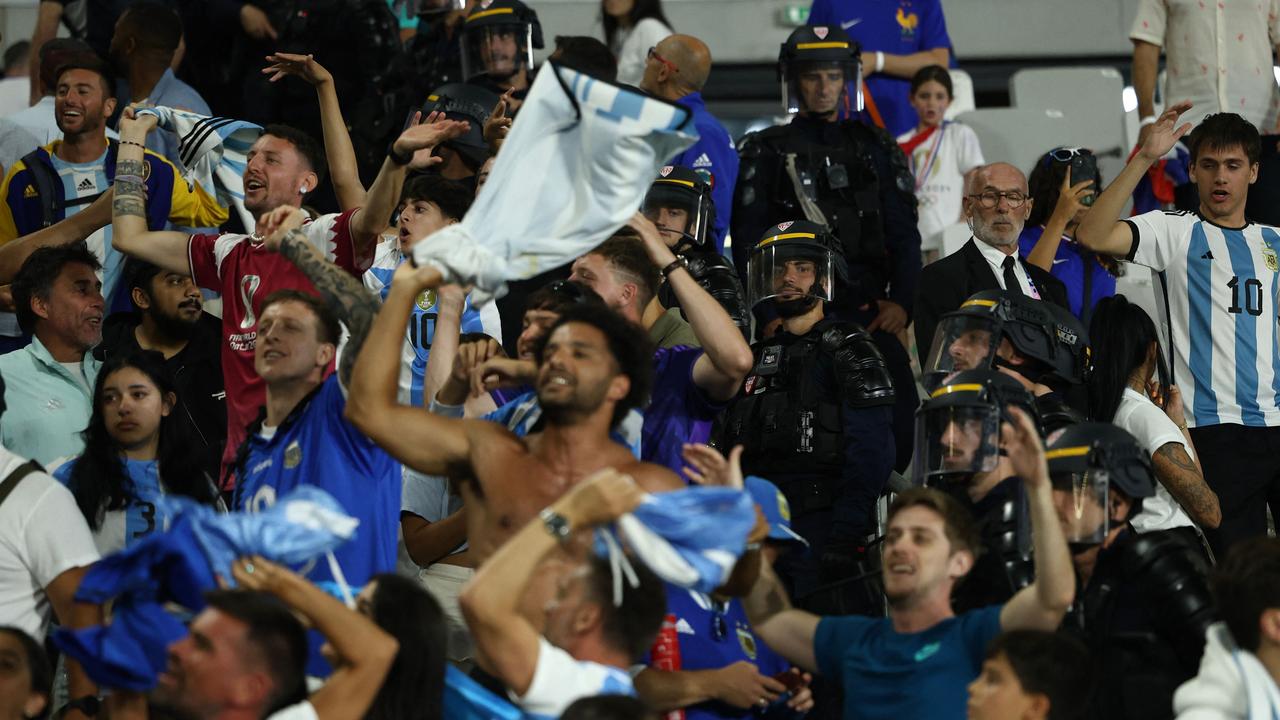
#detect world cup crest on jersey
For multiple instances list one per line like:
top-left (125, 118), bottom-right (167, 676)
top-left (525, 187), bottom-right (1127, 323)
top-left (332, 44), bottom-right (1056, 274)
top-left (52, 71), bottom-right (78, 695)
top-left (416, 289), bottom-right (437, 311)
top-left (1264, 243), bottom-right (1279, 272)
top-left (239, 275), bottom-right (261, 329)
top-left (284, 440), bottom-right (302, 469)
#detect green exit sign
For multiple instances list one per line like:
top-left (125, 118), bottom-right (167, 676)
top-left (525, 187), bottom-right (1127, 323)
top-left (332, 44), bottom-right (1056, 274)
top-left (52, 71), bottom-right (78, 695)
top-left (779, 4), bottom-right (809, 26)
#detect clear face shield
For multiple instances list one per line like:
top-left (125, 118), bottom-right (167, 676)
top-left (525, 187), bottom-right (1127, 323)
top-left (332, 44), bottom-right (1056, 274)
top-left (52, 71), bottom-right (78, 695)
top-left (913, 403), bottom-right (1002, 485)
top-left (747, 243), bottom-right (835, 309)
top-left (1051, 468), bottom-right (1110, 547)
top-left (461, 23), bottom-right (533, 81)
top-left (781, 60), bottom-right (862, 115)
top-left (922, 315), bottom-right (1002, 393)
top-left (642, 188), bottom-right (711, 253)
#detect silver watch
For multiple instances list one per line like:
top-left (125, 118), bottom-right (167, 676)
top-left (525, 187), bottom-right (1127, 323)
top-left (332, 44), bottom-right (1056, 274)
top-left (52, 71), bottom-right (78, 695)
top-left (540, 508), bottom-right (572, 542)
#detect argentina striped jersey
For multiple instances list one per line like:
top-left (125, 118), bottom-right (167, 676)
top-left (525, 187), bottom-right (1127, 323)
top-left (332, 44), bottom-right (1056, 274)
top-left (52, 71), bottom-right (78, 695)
top-left (1126, 210), bottom-right (1280, 428)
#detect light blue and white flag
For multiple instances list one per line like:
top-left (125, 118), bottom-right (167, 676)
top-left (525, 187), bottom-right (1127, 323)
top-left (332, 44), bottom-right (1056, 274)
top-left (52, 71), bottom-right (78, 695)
top-left (412, 62), bottom-right (698, 303)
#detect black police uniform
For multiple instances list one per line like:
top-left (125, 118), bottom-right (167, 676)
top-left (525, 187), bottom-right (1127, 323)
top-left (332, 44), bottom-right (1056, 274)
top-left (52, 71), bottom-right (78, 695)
top-left (945, 478), bottom-right (1034, 613)
top-left (719, 317), bottom-right (895, 614)
top-left (1066, 528), bottom-right (1215, 720)
top-left (734, 117), bottom-right (920, 471)
top-left (658, 253), bottom-right (751, 338)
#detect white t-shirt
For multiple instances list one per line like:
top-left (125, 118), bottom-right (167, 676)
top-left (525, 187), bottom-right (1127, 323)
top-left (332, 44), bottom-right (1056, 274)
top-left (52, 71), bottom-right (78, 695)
top-left (0, 447), bottom-right (99, 639)
top-left (266, 701), bottom-right (317, 720)
top-left (896, 122), bottom-right (985, 250)
top-left (512, 638), bottom-right (636, 720)
top-left (1126, 210), bottom-right (1280, 428)
top-left (610, 18), bottom-right (673, 86)
top-left (1113, 388), bottom-right (1196, 533)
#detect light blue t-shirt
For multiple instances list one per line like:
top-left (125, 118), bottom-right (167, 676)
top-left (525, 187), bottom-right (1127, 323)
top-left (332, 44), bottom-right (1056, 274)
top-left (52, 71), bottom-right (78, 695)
top-left (814, 605), bottom-right (1003, 720)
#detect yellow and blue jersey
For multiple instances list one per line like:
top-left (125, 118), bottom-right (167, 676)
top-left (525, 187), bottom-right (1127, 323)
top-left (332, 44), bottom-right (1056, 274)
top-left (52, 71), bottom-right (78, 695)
top-left (0, 139), bottom-right (227, 308)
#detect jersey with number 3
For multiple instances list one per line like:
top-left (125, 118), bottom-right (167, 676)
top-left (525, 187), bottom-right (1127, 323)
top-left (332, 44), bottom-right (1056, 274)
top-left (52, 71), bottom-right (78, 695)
top-left (1126, 210), bottom-right (1280, 428)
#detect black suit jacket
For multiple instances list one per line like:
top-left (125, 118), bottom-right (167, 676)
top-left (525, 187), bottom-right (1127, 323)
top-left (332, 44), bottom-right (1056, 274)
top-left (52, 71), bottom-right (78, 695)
top-left (913, 238), bottom-right (1070, 365)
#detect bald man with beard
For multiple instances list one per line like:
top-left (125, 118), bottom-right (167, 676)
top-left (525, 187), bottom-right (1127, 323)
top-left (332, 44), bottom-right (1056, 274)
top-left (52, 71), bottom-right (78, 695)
top-left (639, 34), bottom-right (739, 254)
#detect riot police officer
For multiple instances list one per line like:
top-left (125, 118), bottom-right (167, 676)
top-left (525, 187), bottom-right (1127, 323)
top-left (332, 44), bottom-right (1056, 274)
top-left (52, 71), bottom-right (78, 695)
top-left (406, 0), bottom-right (471, 105)
top-left (418, 83), bottom-right (499, 186)
top-left (732, 25), bottom-right (921, 471)
top-left (459, 0), bottom-right (543, 107)
top-left (914, 369), bottom-right (1041, 612)
top-left (718, 221), bottom-right (895, 614)
top-left (922, 288), bottom-right (1091, 417)
top-left (1049, 422), bottom-right (1216, 720)
top-left (642, 165), bottom-right (750, 337)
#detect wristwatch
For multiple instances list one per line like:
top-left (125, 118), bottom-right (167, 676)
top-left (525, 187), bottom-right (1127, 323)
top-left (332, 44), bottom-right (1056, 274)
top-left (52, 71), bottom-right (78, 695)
top-left (540, 508), bottom-right (572, 542)
top-left (62, 696), bottom-right (101, 717)
top-left (661, 256), bottom-right (689, 278)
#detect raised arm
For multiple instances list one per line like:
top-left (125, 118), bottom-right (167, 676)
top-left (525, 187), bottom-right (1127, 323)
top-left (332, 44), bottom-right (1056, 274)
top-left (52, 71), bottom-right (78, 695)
top-left (232, 557), bottom-right (397, 720)
top-left (0, 190), bottom-right (111, 283)
top-left (631, 213), bottom-right (753, 401)
top-left (998, 407), bottom-right (1076, 631)
top-left (348, 113), bottom-right (470, 258)
top-left (1026, 169), bottom-right (1093, 273)
top-left (1076, 101), bottom-right (1193, 258)
top-left (263, 53), bottom-right (366, 211)
top-left (258, 206), bottom-right (380, 388)
top-left (741, 560), bottom-right (820, 672)
top-left (27, 2), bottom-right (61, 106)
top-left (1131, 40), bottom-right (1161, 149)
top-left (112, 109), bottom-right (197, 274)
top-left (458, 469), bottom-right (643, 695)
top-left (345, 259), bottom-right (492, 475)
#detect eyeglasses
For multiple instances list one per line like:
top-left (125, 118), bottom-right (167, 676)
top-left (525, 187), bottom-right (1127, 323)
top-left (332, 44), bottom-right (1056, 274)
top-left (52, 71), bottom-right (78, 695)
top-left (1043, 146), bottom-right (1093, 168)
top-left (647, 46), bottom-right (679, 74)
top-left (967, 191), bottom-right (1028, 209)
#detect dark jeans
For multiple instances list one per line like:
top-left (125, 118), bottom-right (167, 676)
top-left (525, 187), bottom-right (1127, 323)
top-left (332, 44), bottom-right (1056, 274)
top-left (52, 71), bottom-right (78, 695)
top-left (1188, 423), bottom-right (1280, 558)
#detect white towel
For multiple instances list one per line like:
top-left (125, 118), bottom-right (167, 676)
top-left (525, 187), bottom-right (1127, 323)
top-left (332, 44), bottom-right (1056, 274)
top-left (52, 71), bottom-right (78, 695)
top-left (412, 62), bottom-right (698, 304)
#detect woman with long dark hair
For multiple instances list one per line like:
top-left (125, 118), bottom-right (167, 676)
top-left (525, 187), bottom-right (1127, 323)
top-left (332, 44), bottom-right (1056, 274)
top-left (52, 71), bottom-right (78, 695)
top-left (55, 352), bottom-right (221, 554)
top-left (1087, 295), bottom-right (1221, 533)
top-left (358, 574), bottom-right (447, 720)
top-left (1020, 148), bottom-right (1121, 324)
top-left (601, 0), bottom-right (672, 85)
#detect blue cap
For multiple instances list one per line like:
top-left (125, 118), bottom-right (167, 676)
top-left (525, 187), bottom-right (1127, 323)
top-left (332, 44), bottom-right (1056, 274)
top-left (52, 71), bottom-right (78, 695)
top-left (744, 476), bottom-right (808, 547)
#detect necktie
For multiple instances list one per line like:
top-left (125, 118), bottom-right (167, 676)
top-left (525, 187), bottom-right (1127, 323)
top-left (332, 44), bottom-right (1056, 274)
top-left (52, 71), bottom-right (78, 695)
top-left (1002, 256), bottom-right (1024, 296)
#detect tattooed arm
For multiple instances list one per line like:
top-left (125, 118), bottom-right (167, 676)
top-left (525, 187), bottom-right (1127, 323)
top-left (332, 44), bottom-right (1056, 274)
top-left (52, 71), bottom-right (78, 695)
top-left (1152, 442), bottom-right (1221, 529)
top-left (742, 560), bottom-right (820, 672)
top-left (111, 109), bottom-right (194, 274)
top-left (258, 206), bottom-right (380, 388)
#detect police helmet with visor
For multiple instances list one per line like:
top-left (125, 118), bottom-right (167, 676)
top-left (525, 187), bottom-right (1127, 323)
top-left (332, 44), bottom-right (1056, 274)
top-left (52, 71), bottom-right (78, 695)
top-left (1046, 422), bottom-right (1154, 548)
top-left (746, 220), bottom-right (846, 309)
top-left (460, 0), bottom-right (544, 82)
top-left (921, 289), bottom-right (1090, 393)
top-left (778, 25), bottom-right (863, 115)
top-left (418, 83), bottom-right (499, 168)
top-left (642, 165), bottom-right (716, 254)
top-left (914, 369), bottom-right (1038, 486)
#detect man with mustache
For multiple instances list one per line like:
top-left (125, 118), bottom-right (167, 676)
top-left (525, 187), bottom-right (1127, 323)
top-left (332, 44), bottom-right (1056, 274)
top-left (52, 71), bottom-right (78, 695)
top-left (718, 220), bottom-right (894, 616)
top-left (913, 162), bottom-right (1069, 367)
top-left (94, 259), bottom-right (225, 483)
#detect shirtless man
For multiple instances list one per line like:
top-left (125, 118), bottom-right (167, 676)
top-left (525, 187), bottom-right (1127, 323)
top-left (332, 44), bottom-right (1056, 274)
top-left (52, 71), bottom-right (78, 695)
top-left (346, 261), bottom-right (685, 562)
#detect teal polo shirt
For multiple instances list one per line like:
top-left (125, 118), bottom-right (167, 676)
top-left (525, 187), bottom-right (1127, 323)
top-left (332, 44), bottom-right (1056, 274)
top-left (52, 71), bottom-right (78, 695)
top-left (0, 335), bottom-right (99, 467)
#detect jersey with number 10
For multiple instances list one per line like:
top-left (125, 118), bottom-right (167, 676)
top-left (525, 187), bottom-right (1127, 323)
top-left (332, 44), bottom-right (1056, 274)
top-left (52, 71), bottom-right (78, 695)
top-left (1126, 210), bottom-right (1280, 428)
